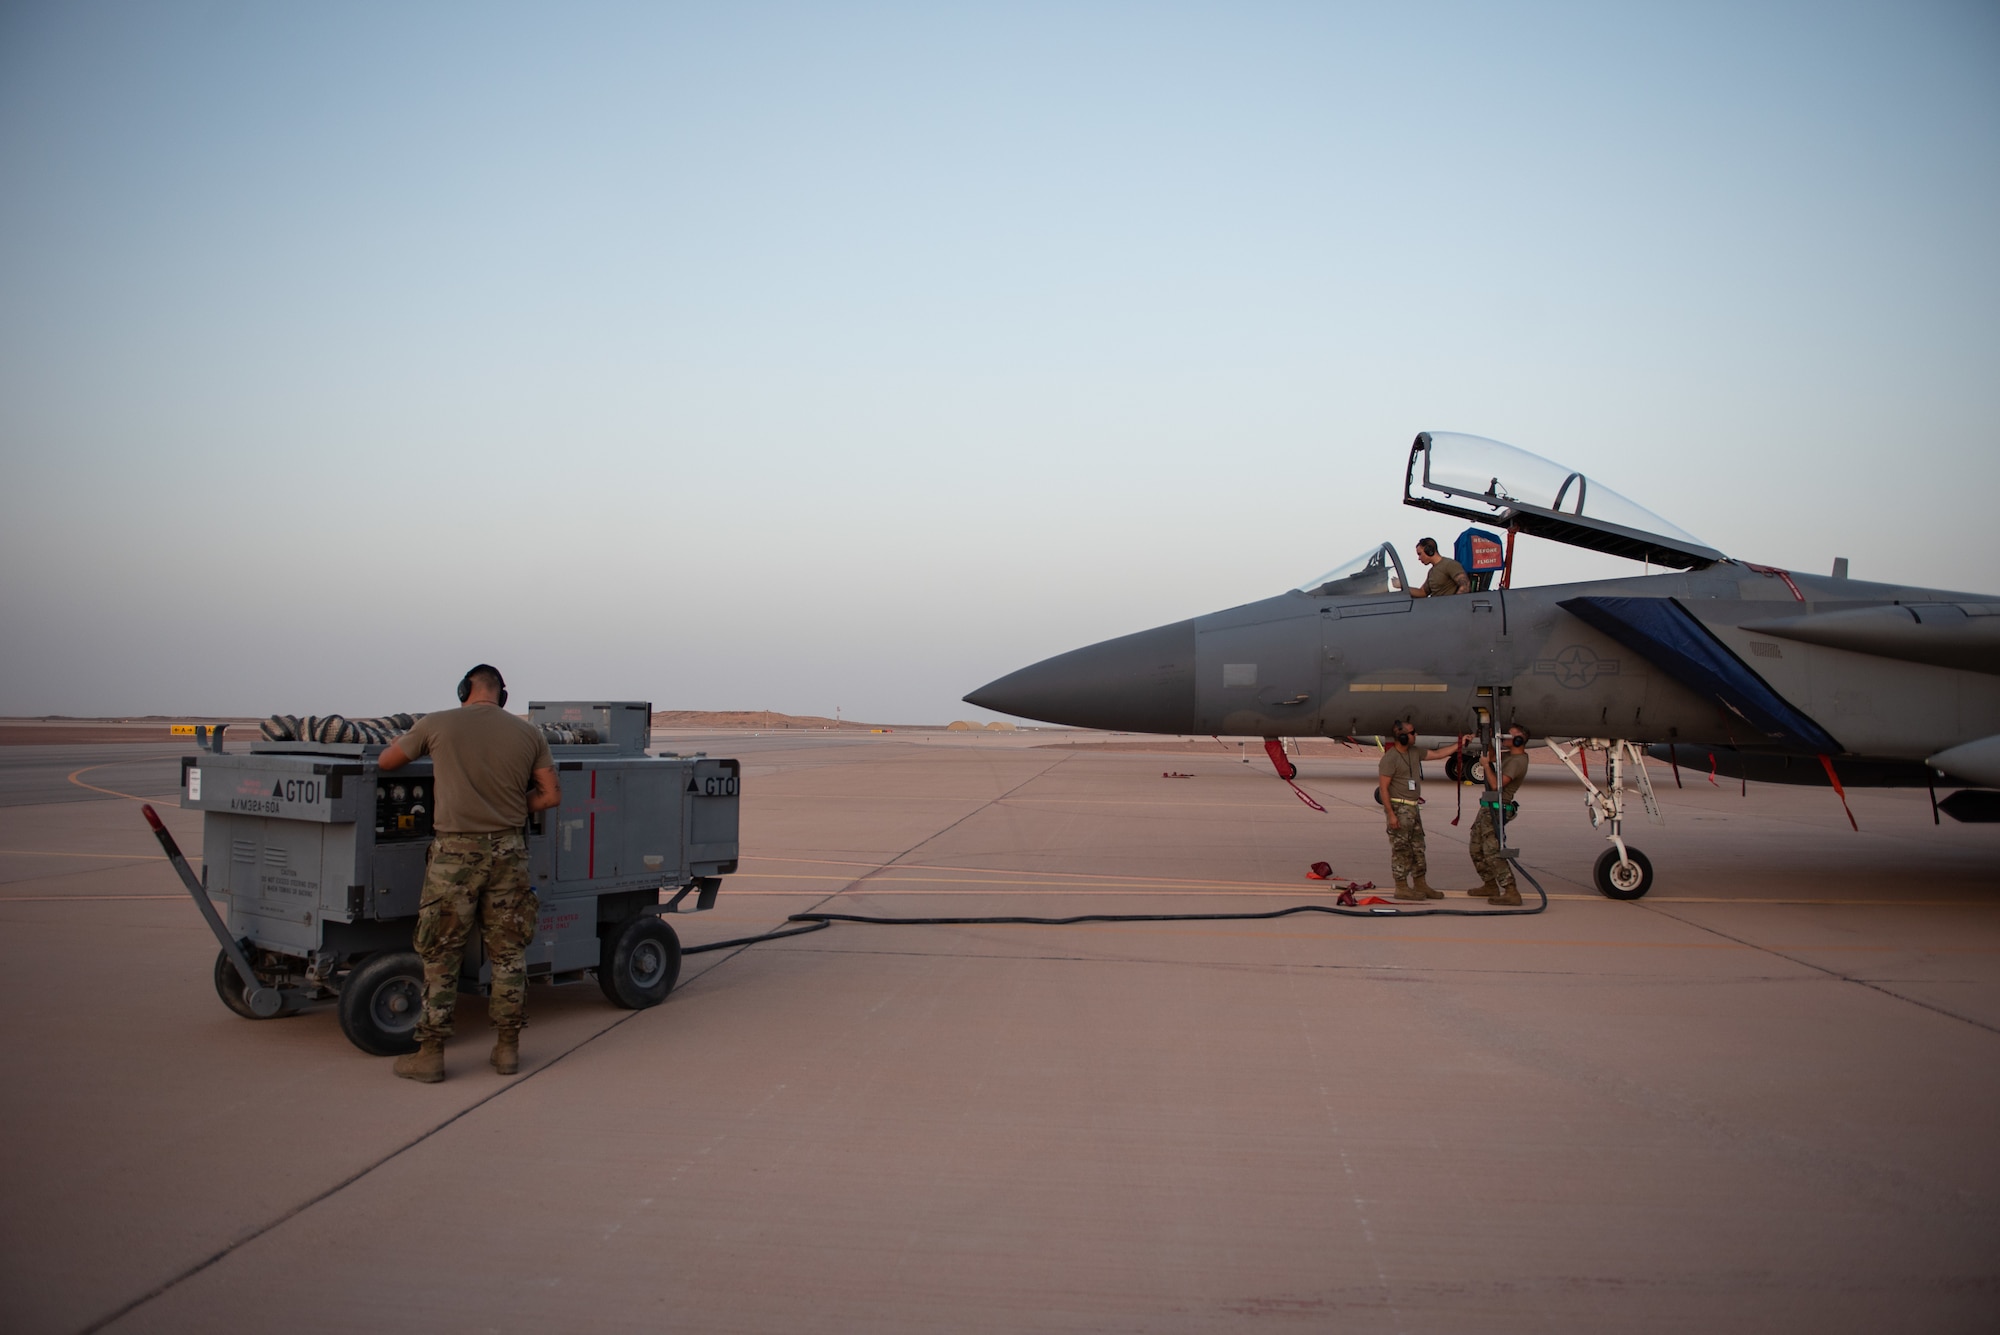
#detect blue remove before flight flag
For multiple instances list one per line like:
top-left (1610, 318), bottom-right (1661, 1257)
top-left (1455, 527), bottom-right (1507, 573)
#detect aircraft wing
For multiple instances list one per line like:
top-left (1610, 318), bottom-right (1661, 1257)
top-left (1558, 595), bottom-right (1843, 752)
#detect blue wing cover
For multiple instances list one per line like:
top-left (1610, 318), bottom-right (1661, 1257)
top-left (1558, 596), bottom-right (1842, 753)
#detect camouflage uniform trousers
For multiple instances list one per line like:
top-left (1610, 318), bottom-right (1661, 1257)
top-left (1468, 807), bottom-right (1517, 891)
top-left (1385, 802), bottom-right (1427, 882)
top-left (413, 830), bottom-right (538, 1043)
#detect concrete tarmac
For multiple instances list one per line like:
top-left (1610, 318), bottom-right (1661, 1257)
top-left (2, 732), bottom-right (1997, 1333)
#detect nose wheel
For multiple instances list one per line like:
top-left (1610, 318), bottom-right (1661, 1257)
top-left (1593, 846), bottom-right (1654, 899)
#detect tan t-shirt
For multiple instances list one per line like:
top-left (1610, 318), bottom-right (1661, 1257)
top-left (393, 704), bottom-right (555, 832)
top-left (1493, 750), bottom-right (1530, 804)
top-left (1421, 556), bottom-right (1468, 597)
top-left (1379, 746), bottom-right (1422, 804)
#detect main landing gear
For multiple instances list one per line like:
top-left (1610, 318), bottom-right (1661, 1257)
top-left (1442, 751), bottom-right (1487, 786)
top-left (1546, 739), bottom-right (1663, 899)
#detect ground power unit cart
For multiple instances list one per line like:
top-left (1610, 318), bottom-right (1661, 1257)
top-left (149, 701), bottom-right (739, 1054)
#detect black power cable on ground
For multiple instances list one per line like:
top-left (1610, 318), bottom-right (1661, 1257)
top-left (686, 722), bottom-right (1554, 958)
top-left (682, 863), bottom-right (1549, 955)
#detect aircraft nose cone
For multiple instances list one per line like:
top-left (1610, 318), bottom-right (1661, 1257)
top-left (965, 619), bottom-right (1197, 732)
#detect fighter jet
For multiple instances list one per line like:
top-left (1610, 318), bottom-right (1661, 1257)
top-left (965, 432), bottom-right (2000, 898)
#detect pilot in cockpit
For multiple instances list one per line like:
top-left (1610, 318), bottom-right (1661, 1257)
top-left (1408, 537), bottom-right (1470, 598)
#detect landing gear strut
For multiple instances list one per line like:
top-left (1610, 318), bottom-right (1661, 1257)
top-left (1547, 739), bottom-right (1663, 899)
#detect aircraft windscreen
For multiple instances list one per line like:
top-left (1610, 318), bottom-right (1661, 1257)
top-left (1420, 432), bottom-right (1709, 547)
top-left (1297, 543), bottom-right (1404, 597)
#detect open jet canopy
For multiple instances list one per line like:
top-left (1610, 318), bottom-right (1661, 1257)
top-left (1404, 432), bottom-right (1725, 570)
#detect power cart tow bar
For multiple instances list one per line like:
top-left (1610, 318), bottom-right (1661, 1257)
top-left (143, 804), bottom-right (288, 1018)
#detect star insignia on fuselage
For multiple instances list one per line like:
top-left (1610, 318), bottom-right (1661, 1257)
top-left (1534, 644), bottom-right (1620, 689)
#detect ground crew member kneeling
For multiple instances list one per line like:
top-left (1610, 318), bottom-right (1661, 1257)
top-left (1468, 726), bottom-right (1532, 906)
top-left (1377, 723), bottom-right (1464, 900)
top-left (378, 665), bottom-right (560, 1083)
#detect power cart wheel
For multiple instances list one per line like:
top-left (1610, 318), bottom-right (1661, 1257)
top-left (1593, 847), bottom-right (1655, 900)
top-left (338, 951), bottom-right (426, 1055)
top-left (213, 948), bottom-right (273, 1020)
top-left (598, 916), bottom-right (682, 1010)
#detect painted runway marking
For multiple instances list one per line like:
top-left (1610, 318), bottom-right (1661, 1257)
top-left (66, 763), bottom-right (167, 802)
top-left (757, 793), bottom-right (1344, 811)
top-left (724, 870), bottom-right (1996, 908)
top-left (0, 894), bottom-right (184, 902)
top-left (8, 843), bottom-right (1970, 911)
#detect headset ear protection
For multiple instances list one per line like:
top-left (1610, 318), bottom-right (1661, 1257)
top-left (457, 664), bottom-right (507, 708)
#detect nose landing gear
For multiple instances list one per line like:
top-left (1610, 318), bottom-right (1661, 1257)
top-left (1548, 739), bottom-right (1663, 899)
top-left (1593, 844), bottom-right (1655, 899)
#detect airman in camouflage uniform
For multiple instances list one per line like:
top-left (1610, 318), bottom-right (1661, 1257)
top-left (377, 665), bottom-right (560, 1083)
top-left (1387, 804), bottom-right (1428, 886)
top-left (1377, 723), bottom-right (1464, 900)
top-left (1466, 804), bottom-right (1508, 892)
top-left (414, 831), bottom-right (539, 1041)
top-left (1468, 726), bottom-right (1533, 906)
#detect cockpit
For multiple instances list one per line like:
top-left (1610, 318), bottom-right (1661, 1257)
top-left (1295, 543), bottom-right (1407, 597)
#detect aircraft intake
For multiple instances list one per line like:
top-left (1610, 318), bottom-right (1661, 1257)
top-left (965, 619), bottom-right (1198, 733)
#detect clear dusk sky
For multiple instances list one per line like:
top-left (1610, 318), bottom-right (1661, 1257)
top-left (2, 2), bottom-right (1995, 723)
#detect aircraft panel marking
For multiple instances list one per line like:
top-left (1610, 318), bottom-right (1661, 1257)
top-left (1535, 644), bottom-right (1622, 688)
top-left (1349, 683), bottom-right (1450, 693)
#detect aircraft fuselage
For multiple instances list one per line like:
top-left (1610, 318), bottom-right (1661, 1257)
top-left (966, 563), bottom-right (2000, 770)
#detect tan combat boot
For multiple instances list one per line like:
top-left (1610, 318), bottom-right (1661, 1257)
top-left (1490, 884), bottom-right (1523, 907)
top-left (393, 1038), bottom-right (445, 1084)
top-left (1468, 881), bottom-right (1499, 898)
top-left (1412, 873), bottom-right (1445, 900)
top-left (491, 1033), bottom-right (520, 1076)
top-left (1393, 876), bottom-right (1425, 901)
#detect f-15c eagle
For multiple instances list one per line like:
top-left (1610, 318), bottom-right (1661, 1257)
top-left (967, 432), bottom-right (2000, 898)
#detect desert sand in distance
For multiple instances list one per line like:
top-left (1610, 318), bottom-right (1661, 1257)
top-left (0, 710), bottom-right (1004, 747)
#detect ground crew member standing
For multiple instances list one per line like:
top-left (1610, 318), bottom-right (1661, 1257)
top-left (1468, 726), bottom-right (1532, 906)
top-left (1377, 723), bottom-right (1465, 900)
top-left (378, 665), bottom-right (560, 1083)
top-left (1408, 537), bottom-right (1470, 597)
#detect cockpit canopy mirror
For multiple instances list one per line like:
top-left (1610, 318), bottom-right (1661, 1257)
top-left (1296, 542), bottom-right (1407, 597)
top-left (1405, 432), bottom-right (1724, 570)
